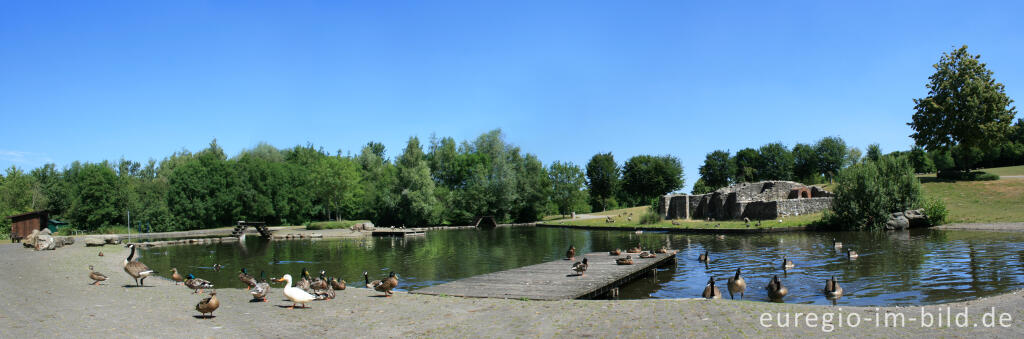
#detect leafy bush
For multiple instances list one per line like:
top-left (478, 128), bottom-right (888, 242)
top-left (306, 220), bottom-right (370, 230)
top-left (974, 172), bottom-right (1000, 181)
top-left (921, 197), bottom-right (948, 226)
top-left (937, 170), bottom-right (1000, 181)
top-left (830, 155), bottom-right (922, 230)
top-left (639, 210), bottom-right (662, 225)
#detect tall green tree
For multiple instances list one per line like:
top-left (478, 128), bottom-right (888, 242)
top-left (698, 150), bottom-right (733, 190)
top-left (358, 142), bottom-right (398, 224)
top-left (66, 163), bottom-right (120, 230)
top-left (815, 136), bottom-right (848, 183)
top-left (548, 161), bottom-right (587, 217)
top-left (1, 166), bottom-right (47, 237)
top-left (792, 143), bottom-right (819, 183)
top-left (585, 152), bottom-right (619, 211)
top-left (909, 45), bottom-right (1017, 170)
top-left (620, 155), bottom-right (683, 206)
top-left (757, 143), bottom-right (793, 180)
top-left (907, 146), bottom-right (936, 173)
top-left (512, 153), bottom-right (551, 222)
top-left (733, 148), bottom-right (761, 183)
top-left (866, 144), bottom-right (882, 162)
top-left (167, 140), bottom-right (241, 229)
top-left (395, 137), bottom-right (441, 226)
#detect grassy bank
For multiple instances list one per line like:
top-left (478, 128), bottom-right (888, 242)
top-left (305, 219), bottom-right (371, 230)
top-left (921, 174), bottom-right (1024, 223)
top-left (547, 206), bottom-right (824, 230)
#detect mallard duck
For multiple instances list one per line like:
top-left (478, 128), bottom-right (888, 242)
top-left (701, 276), bottom-right (721, 299)
top-left (122, 244), bottom-right (156, 286)
top-left (833, 238), bottom-right (842, 249)
top-left (615, 255), bottom-right (634, 265)
top-left (365, 272), bottom-right (399, 297)
top-left (824, 276), bottom-right (843, 299)
top-left (195, 290), bottom-right (220, 318)
top-left (639, 251), bottom-right (656, 259)
top-left (310, 270), bottom-right (329, 291)
top-left (275, 274), bottom-right (315, 309)
top-left (184, 274), bottom-right (214, 294)
top-left (297, 268), bottom-right (312, 292)
top-left (238, 268), bottom-right (257, 290)
top-left (698, 250), bottom-right (709, 263)
top-left (89, 265), bottom-right (108, 285)
top-left (171, 268), bottom-right (184, 285)
top-left (782, 256), bottom-right (795, 269)
top-left (98, 251), bottom-right (104, 257)
top-left (727, 268), bottom-right (746, 300)
top-left (212, 264), bottom-right (223, 272)
top-left (627, 243), bottom-right (642, 253)
top-left (314, 287), bottom-right (336, 300)
top-left (330, 277), bottom-right (346, 291)
top-left (655, 247), bottom-right (668, 254)
top-left (571, 258), bottom-right (588, 277)
top-left (766, 275), bottom-right (788, 300)
top-left (566, 246), bottom-right (576, 260)
top-left (609, 249), bottom-right (621, 256)
top-left (251, 271), bottom-right (270, 302)
top-left (847, 249), bottom-right (859, 259)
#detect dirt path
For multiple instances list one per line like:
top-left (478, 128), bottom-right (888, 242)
top-left (1, 242), bottom-right (1023, 337)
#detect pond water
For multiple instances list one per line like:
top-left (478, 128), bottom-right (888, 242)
top-left (138, 226), bottom-right (1024, 306)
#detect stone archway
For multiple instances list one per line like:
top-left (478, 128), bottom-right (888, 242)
top-left (788, 187), bottom-right (811, 199)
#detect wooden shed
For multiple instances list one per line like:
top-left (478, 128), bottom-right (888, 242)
top-left (7, 210), bottom-right (49, 242)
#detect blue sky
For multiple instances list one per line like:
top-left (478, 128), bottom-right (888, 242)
top-left (1, 1), bottom-right (1022, 192)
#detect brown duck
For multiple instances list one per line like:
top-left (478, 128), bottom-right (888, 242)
top-left (170, 268), bottom-right (184, 285)
top-left (89, 265), bottom-right (108, 285)
top-left (609, 248), bottom-right (621, 256)
top-left (566, 246), bottom-right (576, 260)
top-left (195, 291), bottom-right (220, 318)
top-left (365, 272), bottom-right (399, 297)
top-left (615, 255), bottom-right (634, 265)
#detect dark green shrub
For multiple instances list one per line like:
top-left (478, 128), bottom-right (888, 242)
top-left (936, 170), bottom-right (1000, 181)
top-left (306, 220), bottom-right (369, 230)
top-left (974, 172), bottom-right (1000, 181)
top-left (830, 155), bottom-right (922, 230)
top-left (921, 197), bottom-right (948, 226)
top-left (639, 210), bottom-right (662, 225)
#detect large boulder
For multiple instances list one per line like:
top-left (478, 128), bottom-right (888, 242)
top-left (885, 212), bottom-right (910, 230)
top-left (84, 236), bottom-right (107, 247)
top-left (35, 234), bottom-right (55, 250)
top-left (61, 236), bottom-right (74, 245)
top-left (904, 209), bottom-right (929, 228)
top-left (22, 229), bottom-right (40, 248)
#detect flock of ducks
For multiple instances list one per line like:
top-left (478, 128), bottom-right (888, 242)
top-left (87, 243), bottom-right (400, 318)
top-left (697, 238), bottom-right (856, 302)
top-left (565, 243), bottom-right (673, 277)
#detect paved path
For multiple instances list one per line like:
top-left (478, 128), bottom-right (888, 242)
top-left (2, 242), bottom-right (1023, 337)
top-left (935, 222), bottom-right (1024, 232)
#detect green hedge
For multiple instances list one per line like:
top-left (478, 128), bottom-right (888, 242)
top-left (305, 220), bottom-right (370, 230)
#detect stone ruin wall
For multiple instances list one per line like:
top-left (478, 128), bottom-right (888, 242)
top-left (659, 181), bottom-right (833, 221)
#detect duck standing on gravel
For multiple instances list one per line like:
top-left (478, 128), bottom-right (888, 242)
top-left (171, 268), bottom-right (184, 285)
top-left (238, 268), bottom-right (257, 290)
top-left (276, 274), bottom-right (315, 309)
top-left (251, 271), bottom-right (271, 302)
top-left (365, 272), bottom-right (399, 297)
top-left (123, 244), bottom-right (157, 286)
top-left (195, 290), bottom-right (220, 318)
top-left (89, 265), bottom-right (108, 285)
top-left (185, 274), bottom-right (214, 294)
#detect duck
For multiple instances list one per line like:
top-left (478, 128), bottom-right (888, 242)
top-left (98, 251), bottom-right (104, 257)
top-left (566, 245), bottom-right (576, 260)
top-left (766, 275), bottom-right (788, 300)
top-left (782, 256), bottom-right (795, 269)
top-left (727, 268), bottom-right (746, 300)
top-left (639, 251), bottom-right (656, 259)
top-left (571, 258), bottom-right (589, 277)
top-left (171, 268), bottom-right (184, 285)
top-left (238, 268), bottom-right (257, 290)
top-left (702, 276), bottom-right (721, 299)
top-left (184, 274), bottom-right (214, 294)
top-left (609, 249), bottom-right (622, 256)
top-left (122, 244), bottom-right (157, 286)
top-left (314, 287), bottom-right (336, 300)
top-left (833, 238), bottom-right (843, 249)
top-left (275, 274), bottom-right (315, 309)
top-left (212, 264), bottom-right (223, 272)
top-left (195, 290), bottom-right (220, 318)
top-left (847, 249), bottom-right (859, 259)
top-left (824, 276), bottom-right (843, 299)
top-left (330, 277), bottom-right (346, 291)
top-left (251, 271), bottom-right (270, 302)
top-left (310, 270), bottom-right (329, 291)
top-left (615, 255), bottom-right (634, 265)
top-left (698, 250), bottom-right (709, 263)
top-left (365, 272), bottom-right (399, 297)
top-left (297, 268), bottom-right (313, 292)
top-left (627, 243), bottom-right (642, 253)
top-left (655, 247), bottom-right (668, 254)
top-left (88, 265), bottom-right (108, 285)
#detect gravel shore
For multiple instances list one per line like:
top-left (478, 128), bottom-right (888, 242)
top-left (2, 241), bottom-right (1023, 338)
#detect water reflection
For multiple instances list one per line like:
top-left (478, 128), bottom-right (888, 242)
top-left (140, 227), bottom-right (1024, 306)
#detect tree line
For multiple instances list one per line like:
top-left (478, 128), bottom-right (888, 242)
top-left (0, 129), bottom-right (686, 235)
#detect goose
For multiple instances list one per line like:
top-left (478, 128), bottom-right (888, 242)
top-left (238, 268), bottom-right (257, 290)
top-left (566, 246), bottom-right (576, 260)
top-left (171, 268), bottom-right (184, 285)
top-left (833, 238), bottom-right (843, 249)
top-left (639, 251), bottom-right (656, 259)
top-left (251, 271), bottom-right (271, 302)
top-left (88, 265), bottom-right (108, 285)
top-left (195, 291), bottom-right (220, 318)
top-left (782, 256), bottom-right (795, 269)
top-left (824, 276), bottom-right (843, 299)
top-left (310, 270), bottom-right (329, 291)
top-left (698, 250), bottom-right (709, 263)
top-left (615, 255), bottom-right (634, 265)
top-left (275, 274), bottom-right (315, 309)
top-left (184, 274), bottom-right (214, 294)
top-left (609, 249), bottom-right (622, 256)
top-left (365, 272), bottom-right (399, 297)
top-left (727, 268), bottom-right (746, 300)
top-left (702, 276), bottom-right (721, 299)
top-left (330, 277), bottom-right (346, 291)
top-left (847, 249), bottom-right (859, 259)
top-left (766, 275), bottom-right (788, 300)
top-left (571, 258), bottom-right (589, 277)
top-left (122, 244), bottom-right (156, 286)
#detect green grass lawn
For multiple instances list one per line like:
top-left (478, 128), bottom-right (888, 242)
top-left (977, 165), bottom-right (1024, 176)
top-left (306, 219), bottom-right (371, 230)
top-left (921, 174), bottom-right (1024, 223)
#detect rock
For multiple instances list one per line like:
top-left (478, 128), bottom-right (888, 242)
top-left (39, 228), bottom-right (52, 236)
top-left (35, 234), bottom-right (55, 250)
top-left (904, 209), bottom-right (929, 228)
top-left (62, 236), bottom-right (74, 245)
top-left (23, 229), bottom-right (40, 248)
top-left (103, 235), bottom-right (120, 244)
top-left (885, 212), bottom-right (910, 230)
top-left (310, 233), bottom-right (323, 238)
top-left (85, 236), bottom-right (106, 246)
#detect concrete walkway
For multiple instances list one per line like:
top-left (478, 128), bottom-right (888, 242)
top-left (2, 242), bottom-right (1023, 337)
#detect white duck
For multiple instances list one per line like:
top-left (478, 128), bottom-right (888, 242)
top-left (274, 274), bottom-right (315, 309)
